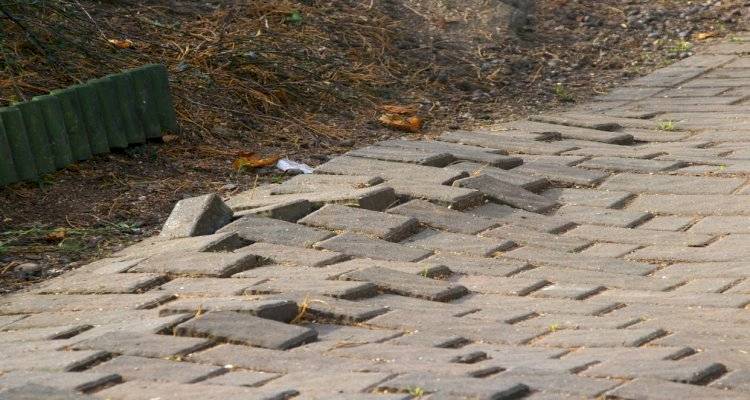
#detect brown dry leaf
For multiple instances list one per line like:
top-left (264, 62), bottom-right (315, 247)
top-left (379, 113), bottom-right (422, 132)
top-left (107, 38), bottom-right (133, 48)
top-left (46, 228), bottom-right (67, 242)
top-left (694, 32), bottom-right (717, 41)
top-left (161, 134), bottom-right (179, 143)
top-left (233, 152), bottom-right (281, 171)
top-left (382, 104), bottom-right (418, 114)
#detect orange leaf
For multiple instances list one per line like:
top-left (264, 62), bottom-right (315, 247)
top-left (694, 32), bottom-right (717, 40)
top-left (232, 152), bottom-right (280, 171)
top-left (46, 228), bottom-right (67, 242)
top-left (382, 105), bottom-right (418, 114)
top-left (379, 113), bottom-right (422, 133)
top-left (107, 38), bottom-right (133, 49)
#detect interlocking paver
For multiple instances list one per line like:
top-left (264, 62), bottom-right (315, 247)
top-left (601, 172), bottom-right (745, 195)
top-left (346, 145), bottom-right (455, 166)
top-left (159, 298), bottom-right (300, 321)
top-left (628, 193), bottom-right (750, 216)
top-left (564, 224), bottom-right (714, 246)
top-left (534, 327), bottom-right (666, 348)
top-left (9, 42), bottom-right (750, 400)
top-left (95, 380), bottom-right (297, 400)
top-left (217, 214), bottom-right (334, 247)
top-left (315, 232), bottom-right (432, 261)
top-left (454, 174), bottom-right (558, 213)
top-left (446, 161), bottom-right (549, 190)
top-left (402, 228), bottom-right (514, 257)
top-left (298, 204), bottom-right (418, 241)
top-left (314, 155), bottom-right (465, 184)
top-left (502, 246), bottom-right (657, 275)
top-left (384, 180), bottom-right (483, 209)
top-left (554, 205), bottom-right (652, 227)
top-left (482, 224), bottom-right (591, 252)
top-left (33, 272), bottom-right (165, 294)
top-left (513, 161), bottom-right (610, 186)
top-left (541, 187), bottom-right (632, 208)
top-left (89, 355), bottom-right (224, 383)
top-left (377, 138), bottom-right (523, 167)
top-left (240, 242), bottom-right (347, 268)
top-left (339, 266), bottom-right (468, 301)
top-left (129, 250), bottom-right (260, 277)
top-left (469, 202), bottom-right (575, 233)
top-left (387, 199), bottom-right (496, 234)
top-left (0, 371), bottom-right (120, 393)
top-left (423, 254), bottom-right (529, 277)
top-left (607, 378), bottom-right (748, 400)
top-left (377, 373), bottom-right (529, 399)
top-left (70, 331), bottom-right (211, 358)
top-left (175, 311), bottom-right (317, 349)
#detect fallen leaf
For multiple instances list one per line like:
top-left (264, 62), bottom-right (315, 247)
top-left (233, 152), bottom-right (281, 171)
top-left (107, 38), bottom-right (133, 49)
top-left (694, 31), bottom-right (717, 40)
top-left (46, 228), bottom-right (67, 242)
top-left (379, 113), bottom-right (422, 133)
top-left (382, 104), bottom-right (418, 114)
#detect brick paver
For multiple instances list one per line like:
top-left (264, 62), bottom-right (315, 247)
top-left (4, 38), bottom-right (750, 399)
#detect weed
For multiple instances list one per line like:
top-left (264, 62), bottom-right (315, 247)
top-left (730, 36), bottom-right (746, 43)
top-left (408, 387), bottom-right (425, 397)
top-left (669, 40), bottom-right (693, 54)
top-left (553, 83), bottom-right (574, 102)
top-left (656, 120), bottom-right (677, 131)
top-left (549, 323), bottom-right (560, 332)
top-left (270, 174), bottom-right (285, 184)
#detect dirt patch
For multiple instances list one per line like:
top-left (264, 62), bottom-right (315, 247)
top-left (0, 0), bottom-right (748, 292)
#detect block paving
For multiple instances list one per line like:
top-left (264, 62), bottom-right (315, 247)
top-left (5, 38), bottom-right (750, 399)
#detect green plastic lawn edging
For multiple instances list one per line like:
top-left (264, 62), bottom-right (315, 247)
top-left (0, 64), bottom-right (178, 185)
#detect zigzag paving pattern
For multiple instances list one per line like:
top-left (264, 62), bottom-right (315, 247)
top-left (6, 38), bottom-right (750, 400)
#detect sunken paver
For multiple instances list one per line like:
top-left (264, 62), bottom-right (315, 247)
top-left (387, 199), bottom-right (496, 234)
top-left (7, 42), bottom-right (750, 400)
top-left (339, 266), bottom-right (468, 301)
top-left (239, 242), bottom-right (346, 267)
top-left (446, 161), bottom-right (549, 190)
top-left (402, 229), bottom-right (514, 257)
top-left (453, 174), bottom-right (558, 213)
top-left (175, 311), bottom-right (317, 349)
top-left (298, 204), bottom-right (418, 241)
top-left (129, 250), bottom-right (260, 277)
top-left (315, 232), bottom-right (432, 262)
top-left (217, 214), bottom-right (334, 247)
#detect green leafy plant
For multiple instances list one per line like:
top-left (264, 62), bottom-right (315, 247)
top-left (408, 387), bottom-right (425, 397)
top-left (553, 83), bottom-right (574, 102)
top-left (656, 120), bottom-right (677, 131)
top-left (287, 10), bottom-right (303, 24)
top-left (669, 40), bottom-right (693, 54)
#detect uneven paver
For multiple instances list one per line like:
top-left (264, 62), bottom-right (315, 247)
top-left (5, 38), bottom-right (750, 400)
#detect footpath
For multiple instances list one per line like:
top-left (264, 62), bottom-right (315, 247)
top-left (3, 36), bottom-right (750, 400)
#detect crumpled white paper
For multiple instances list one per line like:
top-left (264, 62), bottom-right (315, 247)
top-left (276, 158), bottom-right (314, 174)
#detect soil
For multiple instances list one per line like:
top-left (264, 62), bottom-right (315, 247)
top-left (0, 0), bottom-right (748, 293)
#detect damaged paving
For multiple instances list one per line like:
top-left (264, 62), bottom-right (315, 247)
top-left (4, 38), bottom-right (750, 400)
